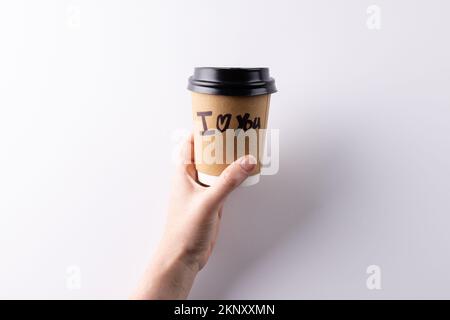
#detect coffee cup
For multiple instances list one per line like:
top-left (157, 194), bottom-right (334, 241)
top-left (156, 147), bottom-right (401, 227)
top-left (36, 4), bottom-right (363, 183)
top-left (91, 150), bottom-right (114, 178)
top-left (188, 67), bottom-right (277, 186)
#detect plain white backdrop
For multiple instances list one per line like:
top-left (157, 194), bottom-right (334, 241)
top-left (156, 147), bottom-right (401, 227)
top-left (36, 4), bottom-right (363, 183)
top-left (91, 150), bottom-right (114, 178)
top-left (1, 0), bottom-right (450, 299)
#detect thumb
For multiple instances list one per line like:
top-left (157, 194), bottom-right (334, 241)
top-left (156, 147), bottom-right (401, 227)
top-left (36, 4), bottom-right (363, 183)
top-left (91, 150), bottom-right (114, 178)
top-left (204, 155), bottom-right (257, 207)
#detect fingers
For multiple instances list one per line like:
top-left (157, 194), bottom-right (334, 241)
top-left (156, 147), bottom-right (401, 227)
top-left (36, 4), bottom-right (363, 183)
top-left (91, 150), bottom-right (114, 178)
top-left (203, 155), bottom-right (256, 207)
top-left (179, 133), bottom-right (194, 164)
top-left (178, 133), bottom-right (197, 179)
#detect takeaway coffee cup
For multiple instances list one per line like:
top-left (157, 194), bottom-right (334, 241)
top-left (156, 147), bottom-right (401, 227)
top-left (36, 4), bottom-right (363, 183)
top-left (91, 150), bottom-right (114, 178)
top-left (188, 67), bottom-right (277, 186)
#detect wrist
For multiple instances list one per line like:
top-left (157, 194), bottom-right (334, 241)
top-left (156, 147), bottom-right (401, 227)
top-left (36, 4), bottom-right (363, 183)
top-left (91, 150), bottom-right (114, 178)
top-left (132, 245), bottom-right (198, 300)
top-left (157, 233), bottom-right (204, 274)
top-left (132, 258), bottom-right (197, 300)
top-left (153, 246), bottom-right (200, 278)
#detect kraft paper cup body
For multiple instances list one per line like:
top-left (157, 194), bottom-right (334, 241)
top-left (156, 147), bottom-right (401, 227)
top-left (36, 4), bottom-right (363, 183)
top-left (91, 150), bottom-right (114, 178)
top-left (191, 92), bottom-right (271, 186)
top-left (188, 67), bottom-right (276, 187)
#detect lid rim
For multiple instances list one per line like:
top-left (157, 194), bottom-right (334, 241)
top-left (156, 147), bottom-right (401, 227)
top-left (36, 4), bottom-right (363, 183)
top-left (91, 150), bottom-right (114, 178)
top-left (187, 67), bottom-right (277, 97)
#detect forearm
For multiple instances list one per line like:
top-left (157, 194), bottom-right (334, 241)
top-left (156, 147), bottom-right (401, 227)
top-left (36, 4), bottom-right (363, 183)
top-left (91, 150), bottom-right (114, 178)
top-left (131, 249), bottom-right (198, 300)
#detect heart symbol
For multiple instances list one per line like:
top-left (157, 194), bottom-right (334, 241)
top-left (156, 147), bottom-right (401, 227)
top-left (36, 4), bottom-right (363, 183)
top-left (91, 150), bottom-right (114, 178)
top-left (216, 114), bottom-right (232, 132)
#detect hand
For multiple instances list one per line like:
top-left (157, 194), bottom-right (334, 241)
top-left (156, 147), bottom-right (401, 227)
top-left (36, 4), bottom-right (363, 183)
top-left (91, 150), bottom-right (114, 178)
top-left (131, 133), bottom-right (256, 299)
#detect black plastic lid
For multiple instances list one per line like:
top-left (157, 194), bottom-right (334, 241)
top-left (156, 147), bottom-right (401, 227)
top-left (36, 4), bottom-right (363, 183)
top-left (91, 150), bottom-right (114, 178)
top-left (188, 67), bottom-right (277, 96)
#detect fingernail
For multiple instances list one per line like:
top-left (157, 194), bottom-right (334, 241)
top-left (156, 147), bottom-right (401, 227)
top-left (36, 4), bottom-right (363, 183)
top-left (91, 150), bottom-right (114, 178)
top-left (239, 155), bottom-right (257, 172)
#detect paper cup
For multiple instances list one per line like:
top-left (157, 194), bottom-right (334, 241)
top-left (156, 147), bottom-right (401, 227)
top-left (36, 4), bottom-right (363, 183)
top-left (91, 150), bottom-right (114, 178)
top-left (188, 67), bottom-right (277, 186)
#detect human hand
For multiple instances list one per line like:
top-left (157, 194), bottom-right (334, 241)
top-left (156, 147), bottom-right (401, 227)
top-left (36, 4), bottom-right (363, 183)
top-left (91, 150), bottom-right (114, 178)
top-left (132, 133), bottom-right (256, 299)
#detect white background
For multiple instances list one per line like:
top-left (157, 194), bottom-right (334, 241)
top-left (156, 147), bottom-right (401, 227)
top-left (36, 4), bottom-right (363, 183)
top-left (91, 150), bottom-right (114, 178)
top-left (1, 0), bottom-right (449, 299)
